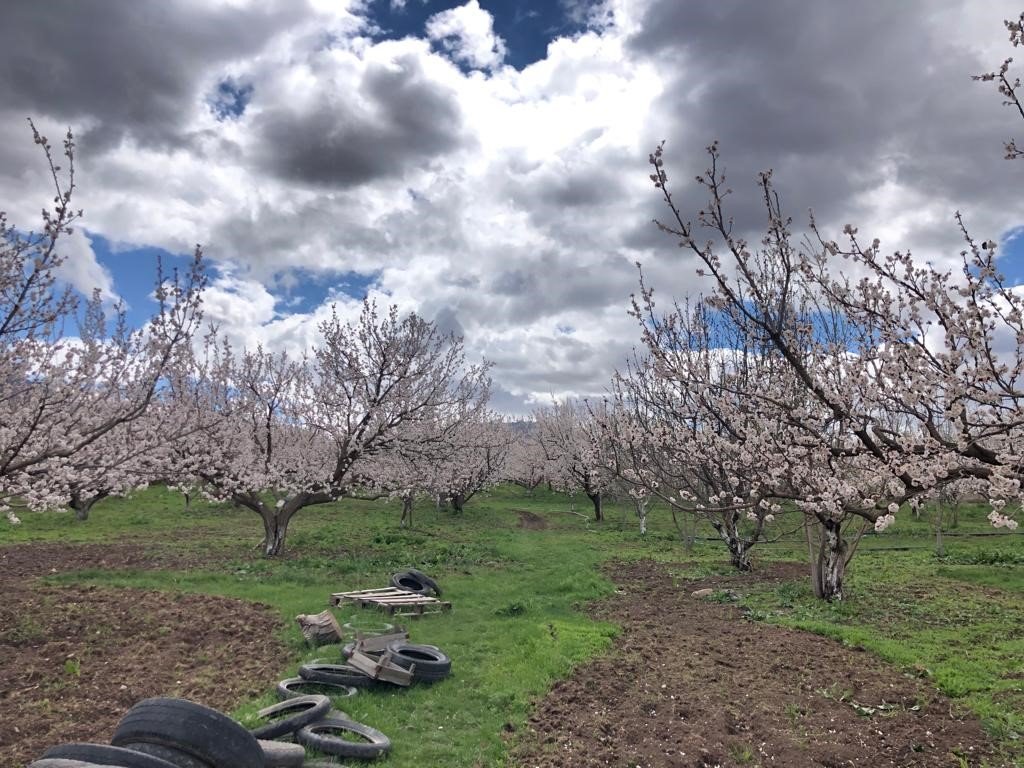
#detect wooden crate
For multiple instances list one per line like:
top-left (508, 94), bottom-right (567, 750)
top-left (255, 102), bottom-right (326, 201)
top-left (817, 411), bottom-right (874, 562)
top-left (330, 587), bottom-right (452, 617)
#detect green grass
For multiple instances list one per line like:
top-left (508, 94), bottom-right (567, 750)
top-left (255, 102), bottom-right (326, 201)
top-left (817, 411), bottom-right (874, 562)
top-left (4, 487), bottom-right (1023, 765)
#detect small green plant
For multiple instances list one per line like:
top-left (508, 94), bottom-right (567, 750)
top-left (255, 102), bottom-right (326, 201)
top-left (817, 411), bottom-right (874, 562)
top-left (707, 588), bottom-right (741, 603)
top-left (728, 741), bottom-right (756, 764)
top-left (495, 601), bottom-right (527, 616)
top-left (817, 682), bottom-right (853, 703)
top-left (938, 548), bottom-right (1024, 566)
top-left (63, 657), bottom-right (81, 676)
top-left (1, 615), bottom-right (46, 645)
top-left (783, 702), bottom-right (805, 723)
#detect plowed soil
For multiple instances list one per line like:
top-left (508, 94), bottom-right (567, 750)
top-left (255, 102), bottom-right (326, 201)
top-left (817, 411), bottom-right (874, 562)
top-left (513, 560), bottom-right (1001, 768)
top-left (0, 542), bottom-right (289, 768)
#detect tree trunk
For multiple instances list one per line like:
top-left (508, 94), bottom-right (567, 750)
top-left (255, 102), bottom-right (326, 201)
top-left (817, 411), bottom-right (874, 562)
top-left (935, 502), bottom-right (945, 558)
top-left (68, 490), bottom-right (109, 521)
top-left (712, 515), bottom-right (752, 571)
top-left (586, 490), bottom-right (603, 522)
top-left (814, 518), bottom-right (847, 601)
top-left (451, 493), bottom-right (466, 513)
top-left (400, 494), bottom-right (413, 529)
top-left (261, 513), bottom-right (290, 557)
top-left (295, 610), bottom-right (343, 646)
top-left (685, 510), bottom-right (696, 552)
top-left (233, 491), bottom-right (330, 558)
top-left (183, 491), bottom-right (191, 512)
top-left (635, 498), bottom-right (648, 536)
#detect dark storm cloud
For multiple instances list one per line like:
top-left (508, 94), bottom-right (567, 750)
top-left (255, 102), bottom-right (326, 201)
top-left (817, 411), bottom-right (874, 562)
top-left (252, 53), bottom-right (468, 187)
top-left (483, 250), bottom-right (636, 325)
top-left (625, 0), bottom-right (1018, 236)
top-left (432, 306), bottom-right (465, 339)
top-left (0, 0), bottom-right (292, 152)
top-left (533, 165), bottom-right (628, 208)
top-left (208, 195), bottom-right (394, 276)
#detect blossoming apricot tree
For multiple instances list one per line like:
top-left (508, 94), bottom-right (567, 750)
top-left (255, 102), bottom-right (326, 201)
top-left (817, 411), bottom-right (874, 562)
top-left (643, 14), bottom-right (1024, 598)
top-left (0, 123), bottom-right (204, 522)
top-left (179, 301), bottom-right (490, 556)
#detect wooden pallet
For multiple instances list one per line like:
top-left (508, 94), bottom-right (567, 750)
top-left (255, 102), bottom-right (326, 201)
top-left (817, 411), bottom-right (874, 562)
top-left (330, 587), bottom-right (452, 617)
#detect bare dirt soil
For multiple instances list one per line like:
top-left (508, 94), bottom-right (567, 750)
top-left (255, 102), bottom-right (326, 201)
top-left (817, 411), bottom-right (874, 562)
top-left (513, 560), bottom-right (1001, 768)
top-left (0, 542), bottom-right (289, 768)
top-left (517, 510), bottom-right (550, 530)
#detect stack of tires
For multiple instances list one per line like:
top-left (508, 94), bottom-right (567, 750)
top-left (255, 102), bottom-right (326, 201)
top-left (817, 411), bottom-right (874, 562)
top-left (29, 569), bottom-right (447, 766)
top-left (250, 694), bottom-right (391, 763)
top-left (29, 698), bottom-right (266, 768)
top-left (28, 696), bottom-right (391, 767)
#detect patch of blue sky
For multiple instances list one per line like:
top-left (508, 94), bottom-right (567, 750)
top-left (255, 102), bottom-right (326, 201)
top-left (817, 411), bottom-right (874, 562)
top-left (209, 79), bottom-right (253, 121)
top-left (365, 0), bottom-right (587, 71)
top-left (87, 231), bottom-right (204, 330)
top-left (90, 231), bottom-right (380, 325)
top-left (999, 225), bottom-right (1024, 285)
top-left (274, 267), bottom-right (380, 314)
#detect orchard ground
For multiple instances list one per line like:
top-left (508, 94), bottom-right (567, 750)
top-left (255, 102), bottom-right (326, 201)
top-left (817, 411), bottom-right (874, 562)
top-left (0, 487), bottom-right (1021, 767)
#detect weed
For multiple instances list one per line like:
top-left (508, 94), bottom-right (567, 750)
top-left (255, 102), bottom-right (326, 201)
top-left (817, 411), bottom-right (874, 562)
top-left (495, 601), bottom-right (528, 617)
top-left (1, 615), bottom-right (46, 645)
top-left (728, 742), bottom-right (756, 764)
top-left (783, 703), bottom-right (805, 723)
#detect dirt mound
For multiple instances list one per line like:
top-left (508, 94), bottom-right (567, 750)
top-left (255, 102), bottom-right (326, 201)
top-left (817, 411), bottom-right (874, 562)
top-left (0, 543), bottom-right (288, 768)
top-left (516, 510), bottom-right (549, 530)
top-left (513, 560), bottom-right (998, 768)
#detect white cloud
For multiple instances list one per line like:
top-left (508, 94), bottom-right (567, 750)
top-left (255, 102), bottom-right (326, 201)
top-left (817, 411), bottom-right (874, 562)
top-left (2, 0), bottom-right (1023, 410)
top-left (425, 1), bottom-right (507, 70)
top-left (55, 229), bottom-right (119, 304)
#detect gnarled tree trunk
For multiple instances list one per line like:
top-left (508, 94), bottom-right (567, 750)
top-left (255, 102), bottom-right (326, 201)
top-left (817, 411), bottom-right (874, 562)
top-left (68, 489), bottom-right (110, 521)
top-left (234, 490), bottom-right (332, 557)
top-left (586, 490), bottom-right (603, 522)
top-left (812, 518), bottom-right (847, 601)
top-left (712, 513), bottom-right (753, 571)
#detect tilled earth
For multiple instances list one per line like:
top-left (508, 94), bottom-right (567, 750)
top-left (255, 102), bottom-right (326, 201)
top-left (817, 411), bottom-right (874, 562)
top-left (513, 560), bottom-right (1001, 768)
top-left (0, 542), bottom-right (289, 768)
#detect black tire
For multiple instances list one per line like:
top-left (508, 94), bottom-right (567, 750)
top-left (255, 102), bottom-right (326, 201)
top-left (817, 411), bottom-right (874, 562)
top-left (296, 715), bottom-right (391, 760)
top-left (111, 698), bottom-right (261, 768)
top-left (28, 762), bottom-right (114, 768)
top-left (276, 676), bottom-right (358, 701)
top-left (250, 694), bottom-right (332, 739)
top-left (390, 569), bottom-right (433, 595)
top-left (114, 743), bottom-right (211, 768)
top-left (42, 744), bottom-right (179, 768)
top-left (299, 660), bottom-right (381, 688)
top-left (386, 641), bottom-right (452, 680)
top-left (257, 739), bottom-right (305, 768)
top-left (407, 567), bottom-right (442, 596)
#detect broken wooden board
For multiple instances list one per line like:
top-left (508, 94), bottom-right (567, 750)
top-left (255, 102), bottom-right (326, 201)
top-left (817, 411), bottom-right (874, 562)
top-left (330, 587), bottom-right (452, 617)
top-left (354, 629), bottom-right (408, 653)
top-left (346, 648), bottom-right (414, 686)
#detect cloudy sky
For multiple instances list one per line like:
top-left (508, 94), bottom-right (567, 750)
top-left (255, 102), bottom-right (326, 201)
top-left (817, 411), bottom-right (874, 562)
top-left (2, 0), bottom-right (1022, 414)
